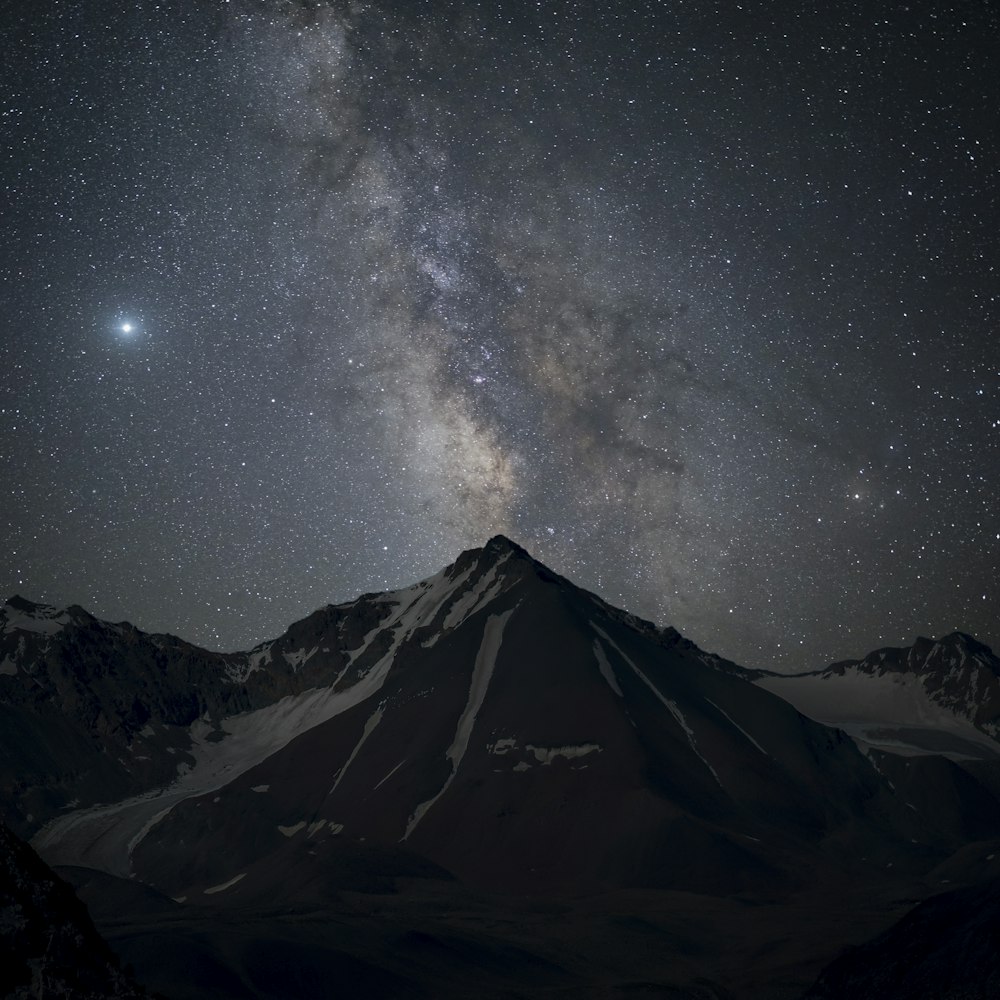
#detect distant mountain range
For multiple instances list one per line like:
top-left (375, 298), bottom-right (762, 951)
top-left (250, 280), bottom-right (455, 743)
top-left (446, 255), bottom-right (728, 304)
top-left (3, 536), bottom-right (1000, 999)
top-left (756, 631), bottom-right (1000, 759)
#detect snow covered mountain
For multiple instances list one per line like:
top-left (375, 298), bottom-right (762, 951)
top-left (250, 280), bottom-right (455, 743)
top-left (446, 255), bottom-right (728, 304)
top-left (0, 583), bottom-right (435, 839)
top-left (755, 632), bottom-right (1000, 760)
top-left (5, 536), bottom-right (1000, 999)
top-left (11, 536), bottom-right (917, 899)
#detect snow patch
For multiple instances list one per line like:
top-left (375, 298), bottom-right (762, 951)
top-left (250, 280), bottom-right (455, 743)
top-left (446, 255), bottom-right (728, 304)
top-left (372, 758), bottom-right (406, 791)
top-left (439, 556), bottom-right (510, 633)
top-left (3, 603), bottom-right (72, 635)
top-left (405, 605), bottom-right (518, 839)
top-left (306, 820), bottom-right (326, 838)
top-left (331, 705), bottom-right (383, 793)
top-left (489, 739), bottom-right (601, 767)
top-left (0, 655), bottom-right (16, 676)
top-left (204, 873), bottom-right (246, 895)
top-left (417, 564), bottom-right (478, 649)
top-left (278, 821), bottom-right (307, 838)
top-left (525, 744), bottom-right (602, 765)
top-left (660, 699), bottom-right (723, 787)
top-left (375, 563), bottom-right (479, 653)
top-left (592, 638), bottom-right (623, 696)
top-left (250, 784), bottom-right (269, 793)
top-left (593, 623), bottom-right (723, 787)
top-left (706, 699), bottom-right (769, 757)
top-left (228, 643), bottom-right (272, 682)
top-left (344, 617), bottom-right (390, 665)
top-left (283, 646), bottom-right (318, 670)
top-left (126, 805), bottom-right (173, 857)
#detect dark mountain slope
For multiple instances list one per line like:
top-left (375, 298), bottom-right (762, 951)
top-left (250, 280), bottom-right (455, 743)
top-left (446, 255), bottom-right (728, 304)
top-left (0, 819), bottom-right (150, 999)
top-left (803, 874), bottom-right (1000, 999)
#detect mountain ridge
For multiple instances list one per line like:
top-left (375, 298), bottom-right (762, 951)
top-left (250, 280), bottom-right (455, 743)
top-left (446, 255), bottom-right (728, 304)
top-left (756, 629), bottom-right (1000, 761)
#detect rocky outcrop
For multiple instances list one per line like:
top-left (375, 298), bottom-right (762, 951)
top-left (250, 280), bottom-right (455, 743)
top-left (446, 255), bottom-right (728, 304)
top-left (0, 819), bottom-right (150, 999)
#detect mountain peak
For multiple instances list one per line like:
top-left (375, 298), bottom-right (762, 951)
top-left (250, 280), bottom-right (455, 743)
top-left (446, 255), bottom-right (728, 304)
top-left (3, 595), bottom-right (97, 633)
top-left (938, 630), bottom-right (993, 654)
top-left (447, 534), bottom-right (539, 581)
top-left (482, 533), bottom-right (532, 560)
top-left (2, 595), bottom-right (77, 635)
top-left (5, 594), bottom-right (45, 613)
top-left (757, 627), bottom-right (1000, 760)
top-left (903, 631), bottom-right (996, 671)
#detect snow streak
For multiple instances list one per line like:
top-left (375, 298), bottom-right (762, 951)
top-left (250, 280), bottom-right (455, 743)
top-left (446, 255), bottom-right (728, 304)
top-left (592, 623), bottom-right (723, 787)
top-left (404, 604), bottom-right (518, 839)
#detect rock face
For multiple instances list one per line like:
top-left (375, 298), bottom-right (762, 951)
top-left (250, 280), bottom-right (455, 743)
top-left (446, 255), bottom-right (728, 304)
top-left (0, 819), bottom-right (148, 999)
top-left (0, 587), bottom-right (398, 836)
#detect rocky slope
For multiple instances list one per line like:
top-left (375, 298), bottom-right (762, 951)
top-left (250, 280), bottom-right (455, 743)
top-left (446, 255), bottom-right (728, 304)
top-left (803, 873), bottom-right (1000, 999)
top-left (0, 819), bottom-right (149, 999)
top-left (0, 587), bottom-right (399, 837)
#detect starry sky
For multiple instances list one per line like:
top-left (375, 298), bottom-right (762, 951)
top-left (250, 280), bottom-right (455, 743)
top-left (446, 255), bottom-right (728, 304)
top-left (2, 0), bottom-right (997, 671)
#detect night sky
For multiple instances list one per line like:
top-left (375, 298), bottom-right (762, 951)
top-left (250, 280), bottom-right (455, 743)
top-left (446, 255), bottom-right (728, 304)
top-left (2, 0), bottom-right (997, 671)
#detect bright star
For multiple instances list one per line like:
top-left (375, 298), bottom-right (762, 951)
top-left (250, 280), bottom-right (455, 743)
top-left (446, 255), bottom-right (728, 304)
top-left (120, 323), bottom-right (133, 334)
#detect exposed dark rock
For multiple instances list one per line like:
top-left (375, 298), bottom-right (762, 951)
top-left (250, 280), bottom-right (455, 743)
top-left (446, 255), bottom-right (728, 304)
top-left (0, 819), bottom-right (150, 999)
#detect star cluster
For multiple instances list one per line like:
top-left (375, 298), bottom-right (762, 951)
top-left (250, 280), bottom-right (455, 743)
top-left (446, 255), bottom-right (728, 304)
top-left (2, 0), bottom-right (997, 670)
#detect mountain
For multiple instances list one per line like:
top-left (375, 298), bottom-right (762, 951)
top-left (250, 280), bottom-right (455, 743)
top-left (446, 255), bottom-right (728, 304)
top-left (0, 818), bottom-right (150, 999)
top-left (754, 633), bottom-right (1000, 856)
top-left (23, 536), bottom-right (921, 897)
top-left (755, 632), bottom-right (1000, 760)
top-left (5, 536), bottom-right (1000, 999)
top-left (0, 586), bottom-right (413, 839)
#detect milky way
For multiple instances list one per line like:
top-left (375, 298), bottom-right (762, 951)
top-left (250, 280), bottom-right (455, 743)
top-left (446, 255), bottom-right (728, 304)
top-left (2, 1), bottom-right (997, 669)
